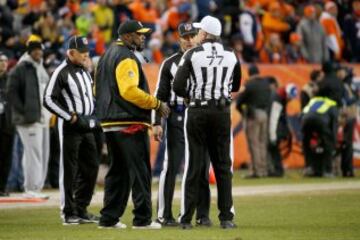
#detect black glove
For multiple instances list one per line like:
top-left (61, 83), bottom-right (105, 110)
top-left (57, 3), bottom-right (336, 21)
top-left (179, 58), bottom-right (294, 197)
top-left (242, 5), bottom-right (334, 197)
top-left (75, 115), bottom-right (101, 133)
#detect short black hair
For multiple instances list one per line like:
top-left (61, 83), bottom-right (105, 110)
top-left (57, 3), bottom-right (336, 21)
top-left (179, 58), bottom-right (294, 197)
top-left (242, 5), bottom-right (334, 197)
top-left (310, 69), bottom-right (322, 82)
top-left (248, 64), bottom-right (259, 76)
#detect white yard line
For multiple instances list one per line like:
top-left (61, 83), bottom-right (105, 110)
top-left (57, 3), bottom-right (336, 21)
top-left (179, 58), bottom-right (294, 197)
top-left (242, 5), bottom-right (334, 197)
top-left (1, 181), bottom-right (359, 209)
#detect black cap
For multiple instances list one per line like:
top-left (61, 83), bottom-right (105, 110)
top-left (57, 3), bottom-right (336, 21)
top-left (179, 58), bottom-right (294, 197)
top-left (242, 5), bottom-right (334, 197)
top-left (68, 36), bottom-right (89, 53)
top-left (117, 20), bottom-right (151, 36)
top-left (178, 23), bottom-right (198, 37)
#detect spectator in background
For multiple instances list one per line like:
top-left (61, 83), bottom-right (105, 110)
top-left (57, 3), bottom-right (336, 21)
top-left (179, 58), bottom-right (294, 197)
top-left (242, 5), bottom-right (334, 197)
top-left (196, 0), bottom-right (220, 20)
top-left (130, 0), bottom-right (158, 31)
top-left (268, 83), bottom-right (298, 177)
top-left (230, 34), bottom-right (245, 63)
top-left (0, 52), bottom-right (14, 196)
top-left (75, 2), bottom-right (94, 37)
top-left (343, 0), bottom-right (360, 62)
top-left (236, 65), bottom-right (272, 178)
top-left (111, 0), bottom-right (133, 39)
top-left (320, 1), bottom-right (344, 60)
top-left (160, 2), bottom-right (192, 39)
top-left (238, 2), bottom-right (263, 62)
top-left (297, 4), bottom-right (329, 63)
top-left (285, 32), bottom-right (305, 63)
top-left (93, 0), bottom-right (114, 44)
top-left (0, 28), bottom-right (17, 60)
top-left (7, 38), bottom-right (51, 199)
top-left (260, 33), bottom-right (286, 63)
top-left (147, 36), bottom-right (164, 64)
top-left (33, 11), bottom-right (62, 47)
top-left (300, 69), bottom-right (323, 110)
top-left (261, 1), bottom-right (290, 41)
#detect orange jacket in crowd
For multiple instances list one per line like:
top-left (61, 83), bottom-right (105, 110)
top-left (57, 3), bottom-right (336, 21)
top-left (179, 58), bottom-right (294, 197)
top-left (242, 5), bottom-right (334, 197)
top-left (129, 0), bottom-right (158, 24)
top-left (261, 2), bottom-right (290, 40)
top-left (320, 11), bottom-right (344, 60)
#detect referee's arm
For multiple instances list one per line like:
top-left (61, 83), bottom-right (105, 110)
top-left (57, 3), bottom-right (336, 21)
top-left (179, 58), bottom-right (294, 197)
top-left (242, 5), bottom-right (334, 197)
top-left (44, 70), bottom-right (73, 121)
top-left (231, 60), bottom-right (242, 92)
top-left (116, 58), bottom-right (160, 110)
top-left (173, 54), bottom-right (191, 98)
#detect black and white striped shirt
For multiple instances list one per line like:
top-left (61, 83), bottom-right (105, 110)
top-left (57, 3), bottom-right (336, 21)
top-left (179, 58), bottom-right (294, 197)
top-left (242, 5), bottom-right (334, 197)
top-left (154, 52), bottom-right (184, 106)
top-left (173, 39), bottom-right (241, 101)
top-left (153, 51), bottom-right (185, 125)
top-left (44, 59), bottom-right (95, 121)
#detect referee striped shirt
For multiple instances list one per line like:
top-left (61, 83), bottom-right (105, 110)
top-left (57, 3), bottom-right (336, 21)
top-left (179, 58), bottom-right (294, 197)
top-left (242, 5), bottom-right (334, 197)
top-left (173, 39), bottom-right (241, 100)
top-left (44, 59), bottom-right (95, 121)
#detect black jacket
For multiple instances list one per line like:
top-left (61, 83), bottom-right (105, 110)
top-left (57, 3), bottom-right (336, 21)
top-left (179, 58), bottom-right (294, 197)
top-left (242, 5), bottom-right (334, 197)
top-left (0, 73), bottom-right (13, 133)
top-left (317, 72), bottom-right (344, 107)
top-left (95, 40), bottom-right (159, 128)
top-left (7, 61), bottom-right (41, 124)
top-left (236, 75), bottom-right (271, 117)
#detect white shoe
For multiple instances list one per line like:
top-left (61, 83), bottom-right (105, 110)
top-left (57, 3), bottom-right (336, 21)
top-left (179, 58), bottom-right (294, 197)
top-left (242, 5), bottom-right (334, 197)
top-left (98, 222), bottom-right (127, 229)
top-left (23, 191), bottom-right (49, 199)
top-left (132, 221), bottom-right (162, 229)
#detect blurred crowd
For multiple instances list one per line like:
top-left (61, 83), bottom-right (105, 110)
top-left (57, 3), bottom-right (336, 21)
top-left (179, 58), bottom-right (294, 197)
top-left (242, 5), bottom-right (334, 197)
top-left (1, 0), bottom-right (360, 68)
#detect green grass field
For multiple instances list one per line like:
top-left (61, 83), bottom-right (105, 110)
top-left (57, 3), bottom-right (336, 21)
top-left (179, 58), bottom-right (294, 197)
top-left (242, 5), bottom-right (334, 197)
top-left (1, 170), bottom-right (360, 240)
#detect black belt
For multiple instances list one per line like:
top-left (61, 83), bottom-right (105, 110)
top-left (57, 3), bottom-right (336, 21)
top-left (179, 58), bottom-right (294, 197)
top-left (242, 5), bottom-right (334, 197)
top-left (189, 99), bottom-right (231, 108)
top-left (168, 102), bottom-right (186, 112)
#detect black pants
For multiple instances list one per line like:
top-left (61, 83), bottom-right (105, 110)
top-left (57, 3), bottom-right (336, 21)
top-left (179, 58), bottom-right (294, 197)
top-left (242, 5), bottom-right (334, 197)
top-left (302, 115), bottom-right (333, 176)
top-left (0, 130), bottom-right (14, 192)
top-left (268, 142), bottom-right (284, 176)
top-left (60, 121), bottom-right (99, 217)
top-left (180, 106), bottom-right (234, 224)
top-left (341, 118), bottom-right (355, 176)
top-left (47, 125), bottom-right (60, 188)
top-left (157, 110), bottom-right (210, 221)
top-left (100, 129), bottom-right (152, 226)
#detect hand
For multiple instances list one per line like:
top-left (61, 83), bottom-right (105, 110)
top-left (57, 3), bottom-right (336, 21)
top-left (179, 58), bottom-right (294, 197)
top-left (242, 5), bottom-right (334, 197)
top-left (157, 101), bottom-right (170, 118)
top-left (70, 114), bottom-right (78, 124)
top-left (74, 115), bottom-right (101, 132)
top-left (153, 125), bottom-right (163, 142)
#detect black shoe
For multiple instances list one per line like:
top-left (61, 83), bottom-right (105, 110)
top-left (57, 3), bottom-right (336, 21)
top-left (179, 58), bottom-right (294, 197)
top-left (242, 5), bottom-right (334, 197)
top-left (78, 212), bottom-right (100, 223)
top-left (63, 216), bottom-right (82, 226)
top-left (196, 217), bottom-right (212, 227)
top-left (180, 223), bottom-right (193, 230)
top-left (220, 220), bottom-right (237, 229)
top-left (0, 191), bottom-right (10, 197)
top-left (156, 218), bottom-right (179, 227)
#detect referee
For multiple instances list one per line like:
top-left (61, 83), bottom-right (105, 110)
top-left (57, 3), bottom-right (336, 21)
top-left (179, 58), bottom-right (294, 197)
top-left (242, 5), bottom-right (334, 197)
top-left (154, 23), bottom-right (211, 227)
top-left (173, 16), bottom-right (241, 229)
top-left (44, 36), bottom-right (100, 225)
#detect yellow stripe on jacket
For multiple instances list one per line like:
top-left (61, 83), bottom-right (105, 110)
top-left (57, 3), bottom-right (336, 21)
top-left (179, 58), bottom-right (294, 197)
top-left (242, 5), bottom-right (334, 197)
top-left (115, 58), bottom-right (160, 110)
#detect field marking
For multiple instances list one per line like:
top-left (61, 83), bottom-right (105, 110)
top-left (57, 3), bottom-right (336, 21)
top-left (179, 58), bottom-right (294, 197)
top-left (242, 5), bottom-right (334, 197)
top-left (1, 181), bottom-right (359, 209)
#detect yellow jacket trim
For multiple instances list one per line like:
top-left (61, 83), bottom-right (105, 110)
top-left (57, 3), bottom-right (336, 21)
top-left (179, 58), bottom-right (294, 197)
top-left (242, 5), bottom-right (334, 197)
top-left (115, 58), bottom-right (159, 109)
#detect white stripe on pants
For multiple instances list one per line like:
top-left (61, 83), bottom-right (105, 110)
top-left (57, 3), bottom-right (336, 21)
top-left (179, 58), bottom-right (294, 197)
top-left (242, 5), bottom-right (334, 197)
top-left (17, 123), bottom-right (49, 192)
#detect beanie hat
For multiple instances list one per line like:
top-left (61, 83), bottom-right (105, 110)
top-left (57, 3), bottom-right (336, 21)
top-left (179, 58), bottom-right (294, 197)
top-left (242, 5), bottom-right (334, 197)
top-left (27, 41), bottom-right (43, 53)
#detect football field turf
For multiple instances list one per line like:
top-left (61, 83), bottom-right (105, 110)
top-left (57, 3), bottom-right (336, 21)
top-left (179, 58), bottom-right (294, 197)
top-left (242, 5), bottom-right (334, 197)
top-left (0, 171), bottom-right (359, 240)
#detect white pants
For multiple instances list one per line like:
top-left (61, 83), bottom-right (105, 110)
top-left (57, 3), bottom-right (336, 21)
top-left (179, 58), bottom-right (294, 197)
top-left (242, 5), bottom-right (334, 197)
top-left (17, 124), bottom-right (49, 192)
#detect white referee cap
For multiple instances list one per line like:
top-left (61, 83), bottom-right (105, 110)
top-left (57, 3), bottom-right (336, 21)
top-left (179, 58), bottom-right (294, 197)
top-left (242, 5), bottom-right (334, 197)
top-left (193, 16), bottom-right (222, 37)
